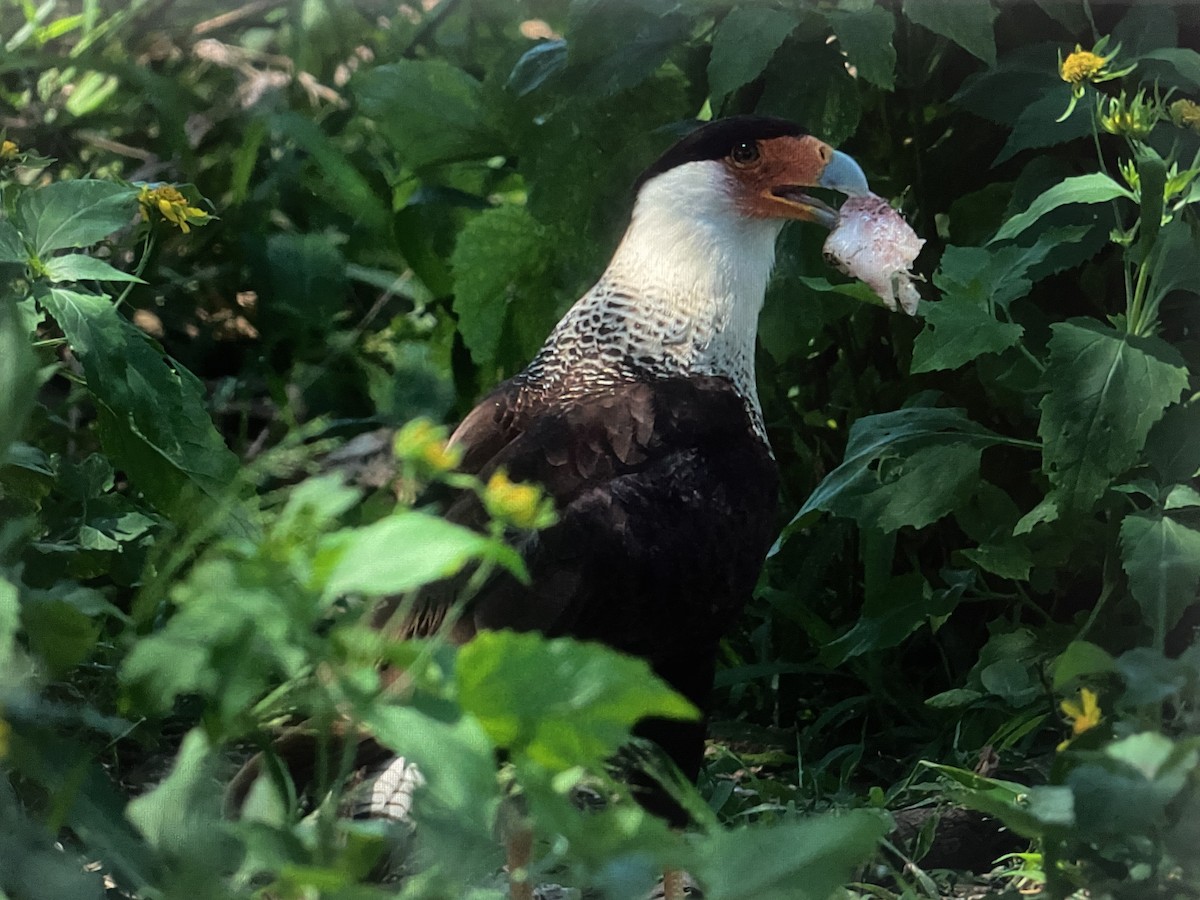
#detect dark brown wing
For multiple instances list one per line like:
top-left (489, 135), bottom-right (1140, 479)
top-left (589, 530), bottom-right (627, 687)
top-left (373, 375), bottom-right (779, 710)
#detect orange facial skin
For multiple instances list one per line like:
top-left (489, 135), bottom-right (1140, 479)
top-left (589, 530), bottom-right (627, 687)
top-left (725, 134), bottom-right (842, 224)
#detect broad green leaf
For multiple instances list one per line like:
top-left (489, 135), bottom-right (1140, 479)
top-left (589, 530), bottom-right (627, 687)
top-left (707, 7), bottom-right (798, 100)
top-left (826, 5), bottom-right (896, 90)
top-left (36, 287), bottom-right (241, 524)
top-left (121, 557), bottom-right (313, 717)
top-left (318, 512), bottom-right (505, 598)
top-left (911, 300), bottom-right (1023, 373)
top-left (450, 205), bottom-right (550, 372)
top-left (15, 180), bottom-right (138, 256)
top-left (44, 253), bottom-right (145, 284)
top-left (0, 293), bottom-right (38, 455)
top-left (758, 38), bottom-right (861, 147)
top-left (694, 809), bottom-right (889, 900)
top-left (126, 729), bottom-right (231, 867)
top-left (1120, 511), bottom-right (1200, 648)
top-left (1037, 319), bottom-right (1187, 512)
top-left (902, 0), bottom-right (997, 66)
top-left (796, 408), bottom-right (1014, 532)
top-left (992, 174), bottom-right (1134, 242)
top-left (994, 85), bottom-right (1094, 165)
top-left (961, 541), bottom-right (1032, 580)
top-left (1146, 218), bottom-right (1200, 320)
top-left (1137, 48), bottom-right (1200, 91)
top-left (0, 219), bottom-right (26, 263)
top-left (456, 630), bottom-right (697, 771)
top-left (356, 61), bottom-right (497, 170)
top-left (1142, 400), bottom-right (1200, 487)
top-left (1053, 640), bottom-right (1118, 689)
top-left (565, 1), bottom-right (690, 96)
top-left (823, 572), bottom-right (944, 664)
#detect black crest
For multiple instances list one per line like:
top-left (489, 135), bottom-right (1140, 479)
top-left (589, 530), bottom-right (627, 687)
top-left (633, 115), bottom-right (807, 193)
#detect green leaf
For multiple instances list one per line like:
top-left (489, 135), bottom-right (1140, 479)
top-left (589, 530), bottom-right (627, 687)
top-left (1139, 47), bottom-right (1200, 91)
top-left (355, 61), bottom-right (496, 170)
top-left (0, 576), bottom-right (20, 675)
top-left (993, 85), bottom-right (1094, 165)
top-left (269, 112), bottom-right (391, 231)
top-left (506, 39), bottom-right (567, 97)
top-left (121, 557), bottom-right (313, 718)
top-left (260, 232), bottom-right (347, 333)
top-left (565, 1), bottom-right (690, 97)
top-left (0, 293), bottom-right (38, 456)
top-left (36, 287), bottom-right (242, 524)
top-left (15, 180), bottom-right (138, 256)
top-left (902, 0), bottom-right (997, 66)
top-left (694, 809), bottom-right (889, 900)
top-left (992, 174), bottom-right (1134, 243)
top-left (318, 512), bottom-right (507, 598)
top-left (961, 541), bottom-right (1032, 580)
top-left (1135, 149), bottom-right (1167, 263)
top-left (450, 205), bottom-right (551, 372)
top-left (364, 704), bottom-right (503, 885)
top-left (758, 38), bottom-right (861, 147)
top-left (43, 254), bottom-right (145, 284)
top-left (707, 7), bottom-right (798, 100)
top-left (911, 300), bottom-right (1023, 373)
top-left (826, 6), bottom-right (896, 90)
top-left (1037, 319), bottom-right (1188, 513)
top-left (1053, 640), bottom-right (1118, 689)
top-left (126, 729), bottom-right (227, 855)
top-left (1146, 218), bottom-right (1200, 319)
top-left (796, 408), bottom-right (1014, 532)
top-left (1120, 511), bottom-right (1200, 648)
top-left (923, 762), bottom-right (1073, 838)
top-left (0, 219), bottom-right (26, 263)
top-left (456, 631), bottom-right (697, 772)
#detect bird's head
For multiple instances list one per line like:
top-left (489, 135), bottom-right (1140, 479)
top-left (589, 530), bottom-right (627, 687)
top-left (633, 116), bottom-right (868, 229)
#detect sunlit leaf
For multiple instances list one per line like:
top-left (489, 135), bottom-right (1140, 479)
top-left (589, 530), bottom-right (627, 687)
top-left (35, 287), bottom-right (242, 525)
top-left (43, 254), bottom-right (145, 284)
top-left (15, 180), bottom-right (137, 256)
top-left (456, 630), bottom-right (697, 771)
top-left (0, 293), bottom-right (37, 455)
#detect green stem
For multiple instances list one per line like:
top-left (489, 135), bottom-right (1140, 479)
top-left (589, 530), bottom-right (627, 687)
top-left (113, 229), bottom-right (156, 311)
top-left (1127, 257), bottom-right (1152, 335)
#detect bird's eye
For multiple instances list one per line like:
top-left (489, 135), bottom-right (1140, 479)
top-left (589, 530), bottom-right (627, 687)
top-left (730, 141), bottom-right (760, 165)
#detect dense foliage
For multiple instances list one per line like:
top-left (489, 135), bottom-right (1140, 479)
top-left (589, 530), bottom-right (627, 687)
top-left (1, 1), bottom-right (1198, 897)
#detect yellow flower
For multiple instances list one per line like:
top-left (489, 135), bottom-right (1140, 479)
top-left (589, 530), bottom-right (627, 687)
top-left (393, 419), bottom-right (461, 476)
top-left (483, 470), bottom-right (552, 530)
top-left (1170, 99), bottom-right (1200, 134)
top-left (1060, 49), bottom-right (1105, 85)
top-left (1056, 37), bottom-right (1136, 121)
top-left (137, 184), bottom-right (212, 233)
top-left (0, 139), bottom-right (18, 161)
top-left (1057, 688), bottom-right (1102, 749)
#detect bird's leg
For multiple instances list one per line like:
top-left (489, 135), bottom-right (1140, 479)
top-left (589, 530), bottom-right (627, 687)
top-left (506, 823), bottom-right (534, 900)
top-left (662, 868), bottom-right (687, 900)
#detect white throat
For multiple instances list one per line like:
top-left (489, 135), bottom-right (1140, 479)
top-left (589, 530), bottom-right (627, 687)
top-left (533, 161), bottom-right (784, 435)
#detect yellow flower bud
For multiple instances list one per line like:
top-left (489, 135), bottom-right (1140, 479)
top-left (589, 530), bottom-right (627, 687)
top-left (393, 419), bottom-right (461, 476)
top-left (1170, 99), bottom-right (1200, 134)
top-left (0, 140), bottom-right (18, 161)
top-left (483, 471), bottom-right (551, 530)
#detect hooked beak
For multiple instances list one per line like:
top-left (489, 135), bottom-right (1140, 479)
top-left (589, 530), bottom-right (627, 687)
top-left (760, 138), bottom-right (870, 228)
